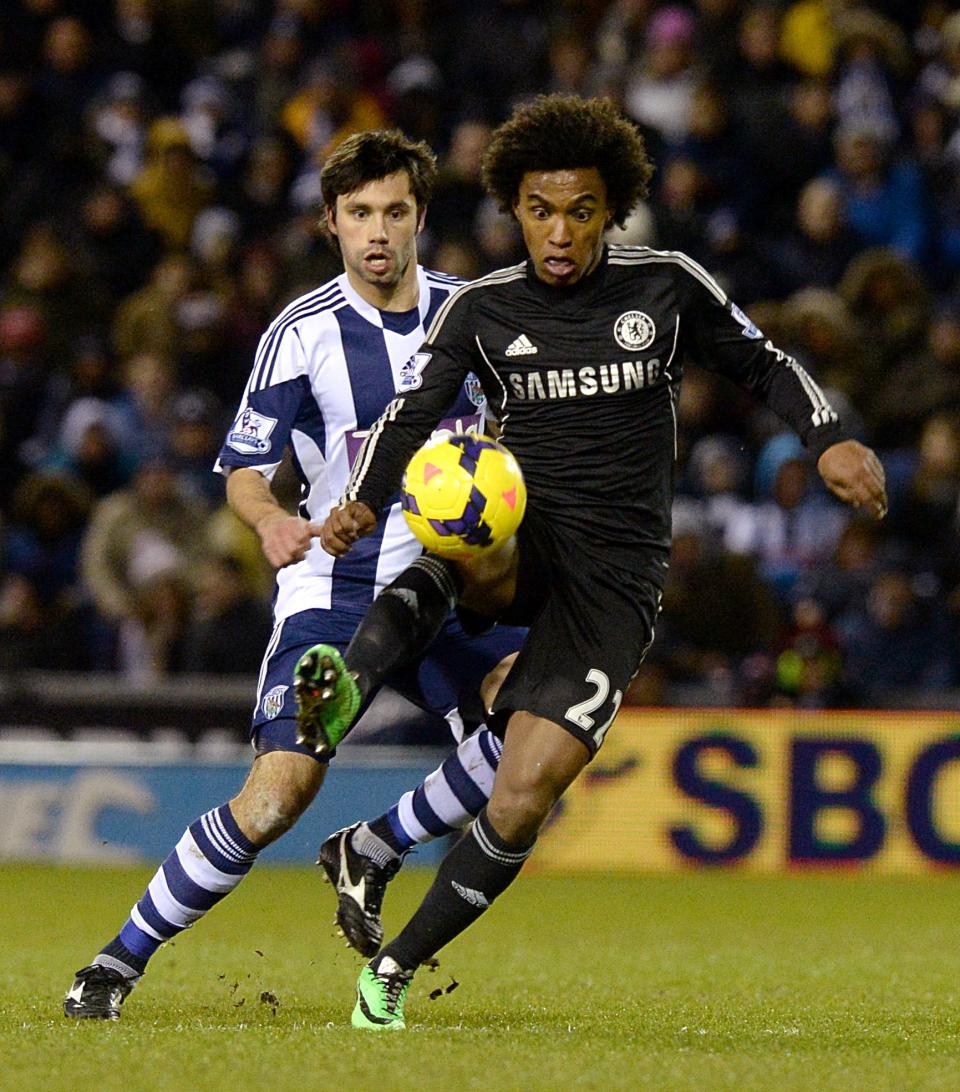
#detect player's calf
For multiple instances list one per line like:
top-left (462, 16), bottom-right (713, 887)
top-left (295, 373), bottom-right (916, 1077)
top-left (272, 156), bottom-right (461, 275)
top-left (295, 558), bottom-right (461, 755)
top-left (363, 807), bottom-right (534, 1020)
top-left (485, 711), bottom-right (590, 844)
top-left (62, 797), bottom-right (269, 1021)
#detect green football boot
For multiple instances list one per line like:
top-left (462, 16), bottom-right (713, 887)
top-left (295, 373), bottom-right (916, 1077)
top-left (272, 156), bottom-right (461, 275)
top-left (294, 644), bottom-right (361, 755)
top-left (352, 957), bottom-right (413, 1030)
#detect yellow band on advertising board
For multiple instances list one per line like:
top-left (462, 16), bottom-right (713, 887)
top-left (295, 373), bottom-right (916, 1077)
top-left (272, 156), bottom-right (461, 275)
top-left (534, 710), bottom-right (960, 873)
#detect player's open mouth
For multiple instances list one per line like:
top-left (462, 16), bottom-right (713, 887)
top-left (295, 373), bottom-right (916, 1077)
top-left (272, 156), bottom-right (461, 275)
top-left (364, 252), bottom-right (392, 273)
top-left (543, 257), bottom-right (577, 277)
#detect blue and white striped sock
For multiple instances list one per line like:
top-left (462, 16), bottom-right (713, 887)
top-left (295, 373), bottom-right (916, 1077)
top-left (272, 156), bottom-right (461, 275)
top-left (383, 727), bottom-right (502, 851)
top-left (94, 804), bottom-right (259, 978)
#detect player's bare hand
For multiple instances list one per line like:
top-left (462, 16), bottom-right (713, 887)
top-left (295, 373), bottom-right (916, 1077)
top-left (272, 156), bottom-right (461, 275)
top-left (817, 440), bottom-right (887, 519)
top-left (257, 513), bottom-right (324, 568)
top-left (320, 501), bottom-right (377, 556)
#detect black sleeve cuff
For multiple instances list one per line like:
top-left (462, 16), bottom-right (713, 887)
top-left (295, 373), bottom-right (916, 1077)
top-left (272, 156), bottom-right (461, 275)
top-left (805, 422), bottom-right (851, 465)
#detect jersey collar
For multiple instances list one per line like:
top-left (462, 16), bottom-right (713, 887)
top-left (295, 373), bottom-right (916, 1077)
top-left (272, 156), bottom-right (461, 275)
top-left (336, 266), bottom-right (429, 330)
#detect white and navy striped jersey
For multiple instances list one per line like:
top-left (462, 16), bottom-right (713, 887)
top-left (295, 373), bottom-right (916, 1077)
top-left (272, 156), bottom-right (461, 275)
top-left (215, 266), bottom-right (485, 623)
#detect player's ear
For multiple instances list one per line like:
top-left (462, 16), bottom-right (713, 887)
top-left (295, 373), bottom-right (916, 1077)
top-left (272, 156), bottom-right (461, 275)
top-left (416, 204), bottom-right (427, 234)
top-left (324, 205), bottom-right (338, 237)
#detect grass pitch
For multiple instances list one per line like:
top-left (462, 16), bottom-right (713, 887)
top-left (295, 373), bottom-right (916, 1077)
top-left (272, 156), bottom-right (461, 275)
top-left (3, 864), bottom-right (960, 1091)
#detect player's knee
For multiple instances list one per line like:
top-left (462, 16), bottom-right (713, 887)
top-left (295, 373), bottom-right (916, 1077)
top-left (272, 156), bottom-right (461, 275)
top-left (261, 793), bottom-right (308, 838)
top-left (231, 754), bottom-right (324, 845)
top-left (232, 784), bottom-right (311, 844)
top-left (457, 539), bottom-right (518, 615)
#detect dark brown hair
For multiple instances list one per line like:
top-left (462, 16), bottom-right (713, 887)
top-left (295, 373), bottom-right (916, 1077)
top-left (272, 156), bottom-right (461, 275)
top-left (482, 94), bottom-right (654, 228)
top-left (320, 129), bottom-right (438, 216)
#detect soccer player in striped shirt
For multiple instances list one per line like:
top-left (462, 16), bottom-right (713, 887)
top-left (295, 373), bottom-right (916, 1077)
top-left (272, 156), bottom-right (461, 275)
top-left (63, 130), bottom-right (521, 1020)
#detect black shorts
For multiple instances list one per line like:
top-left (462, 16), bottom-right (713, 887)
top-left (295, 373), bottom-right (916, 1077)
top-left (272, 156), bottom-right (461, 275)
top-left (487, 506), bottom-right (662, 756)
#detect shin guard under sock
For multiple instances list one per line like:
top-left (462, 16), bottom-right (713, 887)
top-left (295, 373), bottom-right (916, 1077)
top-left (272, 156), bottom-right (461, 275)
top-left (345, 556), bottom-right (459, 699)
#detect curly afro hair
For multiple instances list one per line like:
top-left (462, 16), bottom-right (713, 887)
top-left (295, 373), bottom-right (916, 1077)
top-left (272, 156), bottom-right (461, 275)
top-left (482, 94), bottom-right (654, 228)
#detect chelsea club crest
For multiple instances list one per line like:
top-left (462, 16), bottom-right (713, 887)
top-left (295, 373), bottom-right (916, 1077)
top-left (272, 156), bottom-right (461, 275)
top-left (614, 311), bottom-right (656, 351)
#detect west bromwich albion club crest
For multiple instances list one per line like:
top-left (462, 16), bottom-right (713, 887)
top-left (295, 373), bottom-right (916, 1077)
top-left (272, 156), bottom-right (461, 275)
top-left (614, 311), bottom-right (656, 351)
top-left (261, 685), bottom-right (288, 720)
top-left (464, 375), bottom-right (485, 407)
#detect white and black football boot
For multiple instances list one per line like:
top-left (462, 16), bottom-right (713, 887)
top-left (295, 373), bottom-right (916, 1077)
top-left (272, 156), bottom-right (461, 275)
top-left (318, 824), bottom-right (402, 957)
top-left (63, 964), bottom-right (134, 1020)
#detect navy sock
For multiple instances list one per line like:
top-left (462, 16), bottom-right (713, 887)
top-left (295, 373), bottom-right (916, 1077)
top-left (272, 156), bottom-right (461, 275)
top-left (98, 937), bottom-right (147, 977)
top-left (368, 814), bottom-right (408, 855)
top-left (93, 803), bottom-right (259, 979)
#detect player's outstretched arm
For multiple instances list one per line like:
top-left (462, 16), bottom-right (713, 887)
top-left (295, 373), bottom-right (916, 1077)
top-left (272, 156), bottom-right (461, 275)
top-left (817, 440), bottom-right (888, 519)
top-left (226, 467), bottom-right (324, 567)
top-left (320, 501), bottom-right (378, 557)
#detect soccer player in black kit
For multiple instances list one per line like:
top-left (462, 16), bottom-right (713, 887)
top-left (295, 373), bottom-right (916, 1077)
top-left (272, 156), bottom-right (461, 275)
top-left (302, 94), bottom-right (888, 1029)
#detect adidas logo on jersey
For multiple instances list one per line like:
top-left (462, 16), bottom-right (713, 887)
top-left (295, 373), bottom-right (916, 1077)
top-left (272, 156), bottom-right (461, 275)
top-left (451, 881), bottom-right (490, 908)
top-left (505, 334), bottom-right (538, 357)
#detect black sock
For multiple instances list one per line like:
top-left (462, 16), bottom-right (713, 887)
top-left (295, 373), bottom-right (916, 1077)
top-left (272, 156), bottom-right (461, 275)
top-left (346, 556), bottom-right (459, 700)
top-left (380, 808), bottom-right (534, 971)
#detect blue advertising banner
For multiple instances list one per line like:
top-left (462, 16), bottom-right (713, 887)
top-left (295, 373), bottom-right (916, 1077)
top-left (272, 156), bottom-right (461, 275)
top-left (0, 751), bottom-right (448, 866)
top-left (8, 709), bottom-right (960, 872)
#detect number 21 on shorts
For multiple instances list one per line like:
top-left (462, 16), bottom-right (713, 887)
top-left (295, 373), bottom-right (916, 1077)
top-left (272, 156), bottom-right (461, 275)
top-left (565, 668), bottom-right (623, 747)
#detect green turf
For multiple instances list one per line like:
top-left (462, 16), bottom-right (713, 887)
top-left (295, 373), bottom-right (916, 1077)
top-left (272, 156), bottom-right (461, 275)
top-left (3, 864), bottom-right (960, 1090)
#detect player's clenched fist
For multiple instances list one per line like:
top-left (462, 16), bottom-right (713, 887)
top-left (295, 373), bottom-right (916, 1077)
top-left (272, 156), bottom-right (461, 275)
top-left (320, 501), bottom-right (377, 556)
top-left (817, 439), bottom-right (888, 520)
top-left (256, 513), bottom-right (324, 568)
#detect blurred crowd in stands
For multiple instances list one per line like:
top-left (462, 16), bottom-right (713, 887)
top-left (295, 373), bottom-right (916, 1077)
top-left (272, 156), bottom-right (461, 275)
top-left (0, 0), bottom-right (958, 709)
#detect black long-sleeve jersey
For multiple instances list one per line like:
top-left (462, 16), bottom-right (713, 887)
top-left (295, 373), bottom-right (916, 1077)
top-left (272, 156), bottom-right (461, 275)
top-left (344, 245), bottom-right (850, 585)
